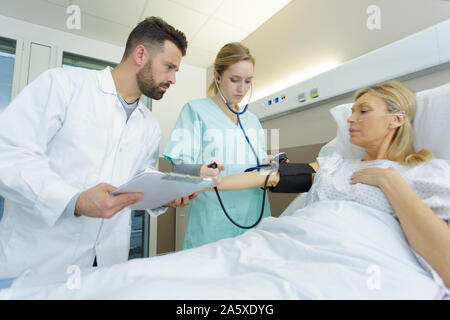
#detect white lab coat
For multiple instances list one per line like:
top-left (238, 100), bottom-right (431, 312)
top-left (0, 66), bottom-right (166, 278)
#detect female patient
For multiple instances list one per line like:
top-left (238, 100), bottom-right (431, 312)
top-left (214, 80), bottom-right (450, 288)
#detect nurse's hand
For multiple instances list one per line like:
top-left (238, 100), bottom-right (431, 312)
top-left (263, 155), bottom-right (273, 165)
top-left (200, 158), bottom-right (224, 185)
top-left (75, 183), bottom-right (143, 219)
top-left (264, 155), bottom-right (290, 165)
top-left (164, 193), bottom-right (198, 208)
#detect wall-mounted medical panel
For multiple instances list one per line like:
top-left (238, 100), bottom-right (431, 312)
top-left (437, 19), bottom-right (450, 63)
top-left (250, 19), bottom-right (450, 120)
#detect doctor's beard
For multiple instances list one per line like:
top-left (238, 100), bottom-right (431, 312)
top-left (136, 60), bottom-right (170, 100)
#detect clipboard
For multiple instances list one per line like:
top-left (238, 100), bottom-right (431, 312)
top-left (110, 168), bottom-right (215, 210)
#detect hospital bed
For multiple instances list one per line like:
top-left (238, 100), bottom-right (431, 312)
top-left (1, 82), bottom-right (449, 300)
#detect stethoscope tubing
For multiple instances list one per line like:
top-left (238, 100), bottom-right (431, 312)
top-left (214, 78), bottom-right (260, 167)
top-left (211, 77), bottom-right (269, 229)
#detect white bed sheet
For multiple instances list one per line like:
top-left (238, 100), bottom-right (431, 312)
top-left (0, 200), bottom-right (446, 300)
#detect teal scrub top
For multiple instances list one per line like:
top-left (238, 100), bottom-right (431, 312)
top-left (163, 98), bottom-right (271, 249)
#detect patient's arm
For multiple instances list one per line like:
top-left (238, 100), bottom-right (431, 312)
top-left (210, 161), bottom-right (319, 191)
top-left (310, 161), bottom-right (319, 174)
top-left (351, 167), bottom-right (450, 288)
top-left (216, 170), bottom-right (280, 190)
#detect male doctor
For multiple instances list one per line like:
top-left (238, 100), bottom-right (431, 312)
top-left (0, 16), bottom-right (221, 278)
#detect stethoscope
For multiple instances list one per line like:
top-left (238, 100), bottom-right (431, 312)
top-left (210, 77), bottom-right (284, 229)
top-left (214, 77), bottom-right (261, 168)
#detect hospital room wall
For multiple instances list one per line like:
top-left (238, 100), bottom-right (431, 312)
top-left (152, 64), bottom-right (206, 155)
top-left (204, 0), bottom-right (450, 149)
top-left (236, 0), bottom-right (450, 104)
top-left (261, 65), bottom-right (450, 150)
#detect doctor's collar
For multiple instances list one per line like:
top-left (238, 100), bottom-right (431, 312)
top-left (98, 67), bottom-right (148, 118)
top-left (97, 66), bottom-right (117, 95)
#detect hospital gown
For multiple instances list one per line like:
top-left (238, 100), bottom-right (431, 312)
top-left (303, 152), bottom-right (450, 221)
top-left (302, 152), bottom-right (450, 293)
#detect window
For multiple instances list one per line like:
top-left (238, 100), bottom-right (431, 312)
top-left (0, 37), bottom-right (16, 113)
top-left (62, 52), bottom-right (151, 259)
top-left (0, 36), bottom-right (17, 221)
top-left (62, 51), bottom-right (117, 71)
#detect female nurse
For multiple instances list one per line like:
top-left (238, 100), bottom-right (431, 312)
top-left (163, 42), bottom-right (271, 249)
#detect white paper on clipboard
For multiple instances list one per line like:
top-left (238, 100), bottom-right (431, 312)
top-left (110, 168), bottom-right (215, 210)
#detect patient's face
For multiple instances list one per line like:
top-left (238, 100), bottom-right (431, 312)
top-left (347, 92), bottom-right (394, 149)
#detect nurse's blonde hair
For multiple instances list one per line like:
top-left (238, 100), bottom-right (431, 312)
top-left (354, 80), bottom-right (433, 165)
top-left (207, 42), bottom-right (255, 100)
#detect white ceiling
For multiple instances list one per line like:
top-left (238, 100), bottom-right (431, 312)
top-left (0, 0), bottom-right (292, 68)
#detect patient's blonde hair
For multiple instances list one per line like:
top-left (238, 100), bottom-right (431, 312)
top-left (354, 80), bottom-right (433, 165)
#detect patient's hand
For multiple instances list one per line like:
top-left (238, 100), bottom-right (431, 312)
top-left (350, 167), bottom-right (400, 188)
top-left (200, 158), bottom-right (224, 185)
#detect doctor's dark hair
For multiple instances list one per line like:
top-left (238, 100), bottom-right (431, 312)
top-left (207, 42), bottom-right (255, 98)
top-left (354, 80), bottom-right (433, 165)
top-left (122, 16), bottom-right (187, 60)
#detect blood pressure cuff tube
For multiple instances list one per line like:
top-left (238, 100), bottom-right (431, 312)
top-left (269, 163), bottom-right (316, 193)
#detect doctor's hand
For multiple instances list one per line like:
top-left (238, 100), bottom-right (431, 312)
top-left (75, 183), bottom-right (143, 219)
top-left (200, 158), bottom-right (225, 185)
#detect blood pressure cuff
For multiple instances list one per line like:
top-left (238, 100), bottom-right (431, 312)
top-left (269, 163), bottom-right (316, 193)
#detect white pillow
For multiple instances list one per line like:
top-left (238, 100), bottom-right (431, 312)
top-left (320, 83), bottom-right (450, 161)
top-left (318, 103), bottom-right (364, 159)
top-left (414, 83), bottom-right (450, 161)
